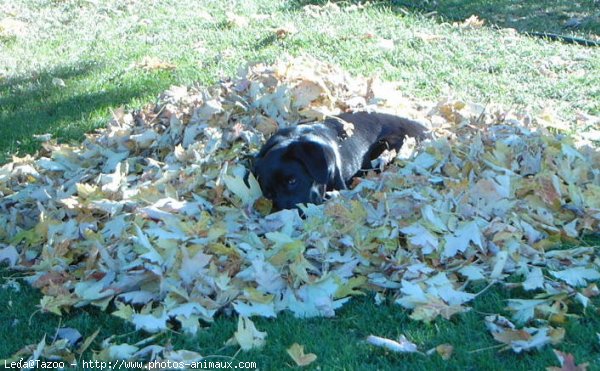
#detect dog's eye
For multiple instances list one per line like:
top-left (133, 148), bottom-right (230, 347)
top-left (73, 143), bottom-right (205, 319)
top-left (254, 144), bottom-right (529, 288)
top-left (287, 177), bottom-right (297, 186)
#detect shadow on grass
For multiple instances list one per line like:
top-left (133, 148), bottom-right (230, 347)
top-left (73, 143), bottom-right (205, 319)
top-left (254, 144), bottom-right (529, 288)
top-left (286, 0), bottom-right (599, 38)
top-left (391, 0), bottom-right (600, 36)
top-left (0, 266), bottom-right (140, 359)
top-left (0, 61), bottom-right (171, 164)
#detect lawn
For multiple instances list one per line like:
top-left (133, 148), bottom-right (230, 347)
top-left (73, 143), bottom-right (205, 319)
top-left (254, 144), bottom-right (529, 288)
top-left (1, 0), bottom-right (599, 370)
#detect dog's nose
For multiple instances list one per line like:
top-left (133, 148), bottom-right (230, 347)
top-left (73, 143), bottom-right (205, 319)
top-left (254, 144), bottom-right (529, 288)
top-left (309, 185), bottom-right (326, 205)
top-left (277, 202), bottom-right (295, 211)
top-left (271, 199), bottom-right (289, 211)
top-left (271, 199), bottom-right (299, 212)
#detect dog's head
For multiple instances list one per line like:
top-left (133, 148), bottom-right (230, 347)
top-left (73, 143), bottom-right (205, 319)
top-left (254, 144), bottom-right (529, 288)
top-left (253, 134), bottom-right (338, 211)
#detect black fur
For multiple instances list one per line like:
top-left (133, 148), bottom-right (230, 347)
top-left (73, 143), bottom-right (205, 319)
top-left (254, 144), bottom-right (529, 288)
top-left (253, 111), bottom-right (430, 210)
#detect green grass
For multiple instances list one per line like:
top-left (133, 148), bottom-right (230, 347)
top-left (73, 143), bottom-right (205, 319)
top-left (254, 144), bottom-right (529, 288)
top-left (391, 0), bottom-right (600, 37)
top-left (1, 0), bottom-right (600, 369)
top-left (2, 264), bottom-right (600, 370)
top-left (1, 0), bottom-right (599, 162)
top-left (2, 265), bottom-right (599, 370)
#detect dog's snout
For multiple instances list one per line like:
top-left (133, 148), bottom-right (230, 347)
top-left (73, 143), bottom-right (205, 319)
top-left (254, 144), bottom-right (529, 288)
top-left (273, 199), bottom-right (296, 211)
top-left (309, 184), bottom-right (325, 205)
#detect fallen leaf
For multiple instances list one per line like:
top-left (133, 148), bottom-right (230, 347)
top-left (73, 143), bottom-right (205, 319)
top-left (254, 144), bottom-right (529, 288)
top-left (436, 344), bottom-right (454, 360)
top-left (232, 316), bottom-right (267, 351)
top-left (366, 335), bottom-right (418, 353)
top-left (287, 343), bottom-right (317, 366)
top-left (274, 24), bottom-right (297, 39)
top-left (56, 328), bottom-right (82, 348)
top-left (0, 245), bottom-right (18, 266)
top-left (547, 350), bottom-right (589, 371)
top-left (507, 299), bottom-right (548, 324)
top-left (455, 15), bottom-right (485, 28)
top-left (135, 56), bottom-right (176, 71)
top-left (549, 267), bottom-right (600, 287)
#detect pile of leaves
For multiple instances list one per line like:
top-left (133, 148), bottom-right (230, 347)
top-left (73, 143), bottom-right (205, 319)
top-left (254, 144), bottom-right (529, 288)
top-left (1, 56), bottom-right (599, 362)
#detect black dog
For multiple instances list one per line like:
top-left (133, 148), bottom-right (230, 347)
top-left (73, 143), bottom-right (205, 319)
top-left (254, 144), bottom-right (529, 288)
top-left (253, 111), bottom-right (430, 210)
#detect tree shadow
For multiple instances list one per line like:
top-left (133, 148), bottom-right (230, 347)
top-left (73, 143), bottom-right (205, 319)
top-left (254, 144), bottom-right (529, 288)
top-left (0, 61), bottom-right (169, 164)
top-left (285, 0), bottom-right (599, 39)
top-left (391, 0), bottom-right (600, 37)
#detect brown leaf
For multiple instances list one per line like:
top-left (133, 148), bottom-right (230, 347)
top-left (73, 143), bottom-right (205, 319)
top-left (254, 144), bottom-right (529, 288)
top-left (274, 24), bottom-right (297, 39)
top-left (135, 57), bottom-right (176, 71)
top-left (455, 15), bottom-right (485, 28)
top-left (32, 271), bottom-right (68, 288)
top-left (547, 350), bottom-right (588, 371)
top-left (254, 115), bottom-right (279, 136)
top-left (436, 344), bottom-right (454, 360)
top-left (492, 329), bottom-right (531, 345)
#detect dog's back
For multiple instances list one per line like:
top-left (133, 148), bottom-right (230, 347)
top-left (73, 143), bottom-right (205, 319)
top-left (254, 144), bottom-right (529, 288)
top-left (323, 112), bottom-right (430, 181)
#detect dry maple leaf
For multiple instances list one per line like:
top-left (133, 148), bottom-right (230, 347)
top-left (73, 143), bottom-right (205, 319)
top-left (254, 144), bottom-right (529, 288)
top-left (455, 15), bottom-right (485, 28)
top-left (547, 350), bottom-right (589, 371)
top-left (287, 343), bottom-right (317, 366)
top-left (135, 56), bottom-right (176, 71)
top-left (436, 344), bottom-right (454, 360)
top-left (230, 316), bottom-right (267, 351)
top-left (274, 24), bottom-right (297, 39)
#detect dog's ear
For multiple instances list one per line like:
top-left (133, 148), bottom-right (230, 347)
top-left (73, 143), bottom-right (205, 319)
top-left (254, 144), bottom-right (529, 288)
top-left (286, 141), bottom-right (337, 185)
top-left (256, 134), bottom-right (284, 160)
top-left (252, 134), bottom-right (285, 182)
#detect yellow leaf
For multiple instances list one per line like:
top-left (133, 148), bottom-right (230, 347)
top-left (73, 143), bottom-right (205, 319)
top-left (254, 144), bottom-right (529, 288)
top-left (76, 183), bottom-right (103, 199)
top-left (549, 327), bottom-right (565, 345)
top-left (410, 298), bottom-right (468, 322)
top-left (39, 295), bottom-right (78, 315)
top-left (334, 276), bottom-right (367, 298)
top-left (268, 240), bottom-right (305, 266)
top-left (254, 197), bottom-right (273, 215)
top-left (245, 288), bottom-right (275, 304)
top-left (287, 343), bottom-right (317, 366)
top-left (223, 171), bottom-right (262, 206)
top-left (436, 344), bottom-right (454, 360)
top-left (455, 15), bottom-right (485, 28)
top-left (233, 316), bottom-right (267, 351)
top-left (112, 302), bottom-right (134, 321)
top-left (77, 328), bottom-right (101, 355)
top-left (135, 56), bottom-right (176, 71)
